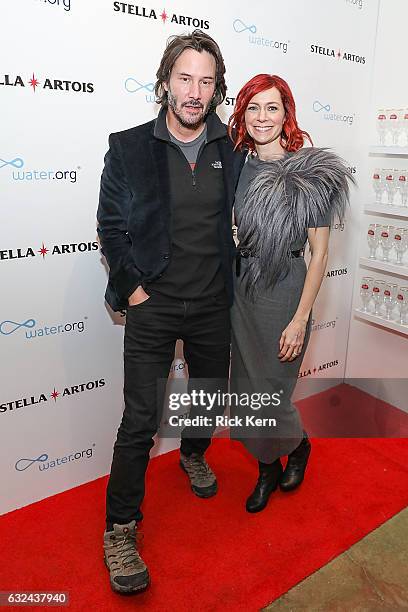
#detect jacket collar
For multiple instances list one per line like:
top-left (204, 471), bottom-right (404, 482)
top-left (153, 106), bottom-right (227, 143)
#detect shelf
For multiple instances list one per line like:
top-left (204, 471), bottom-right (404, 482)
top-left (359, 257), bottom-right (408, 277)
top-left (369, 146), bottom-right (408, 156)
top-left (365, 203), bottom-right (408, 218)
top-left (354, 309), bottom-right (408, 336)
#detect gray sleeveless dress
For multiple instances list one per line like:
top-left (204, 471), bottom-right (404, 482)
top-left (230, 153), bottom-right (329, 464)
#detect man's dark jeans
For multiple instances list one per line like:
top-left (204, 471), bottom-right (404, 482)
top-left (106, 289), bottom-right (231, 527)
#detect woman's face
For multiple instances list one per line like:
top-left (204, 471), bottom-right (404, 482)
top-left (244, 86), bottom-right (286, 148)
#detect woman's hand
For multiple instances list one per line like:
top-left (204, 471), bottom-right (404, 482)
top-left (278, 319), bottom-right (307, 362)
top-left (278, 227), bottom-right (329, 363)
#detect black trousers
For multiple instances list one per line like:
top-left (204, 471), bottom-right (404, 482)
top-left (106, 289), bottom-right (231, 527)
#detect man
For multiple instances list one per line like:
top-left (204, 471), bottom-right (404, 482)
top-left (97, 30), bottom-right (245, 594)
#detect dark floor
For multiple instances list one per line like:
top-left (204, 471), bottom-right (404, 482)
top-left (264, 507), bottom-right (408, 611)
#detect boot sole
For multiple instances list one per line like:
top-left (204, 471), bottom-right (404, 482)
top-left (179, 461), bottom-right (217, 498)
top-left (104, 557), bottom-right (150, 594)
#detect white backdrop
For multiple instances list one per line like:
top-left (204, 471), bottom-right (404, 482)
top-left (0, 0), bottom-right (379, 515)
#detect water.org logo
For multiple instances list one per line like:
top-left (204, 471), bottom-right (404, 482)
top-left (0, 156), bottom-right (79, 183)
top-left (1, 378), bottom-right (106, 414)
top-left (15, 445), bottom-right (95, 473)
top-left (124, 77), bottom-right (155, 103)
top-left (170, 360), bottom-right (186, 374)
top-left (311, 317), bottom-right (338, 333)
top-left (233, 18), bottom-right (289, 54)
top-left (0, 73), bottom-right (93, 94)
top-left (310, 44), bottom-right (365, 65)
top-left (345, 0), bottom-right (363, 9)
top-left (0, 241), bottom-right (99, 262)
top-left (35, 0), bottom-right (71, 11)
top-left (113, 3), bottom-right (209, 29)
top-left (313, 100), bottom-right (355, 127)
top-left (0, 317), bottom-right (86, 340)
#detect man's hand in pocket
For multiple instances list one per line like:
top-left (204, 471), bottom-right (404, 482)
top-left (128, 285), bottom-right (150, 306)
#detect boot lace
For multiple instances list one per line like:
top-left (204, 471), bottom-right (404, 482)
top-left (110, 531), bottom-right (144, 569)
top-left (184, 455), bottom-right (213, 481)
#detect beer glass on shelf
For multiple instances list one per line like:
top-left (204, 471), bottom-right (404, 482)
top-left (360, 276), bottom-right (373, 312)
top-left (398, 171), bottom-right (407, 207)
top-left (367, 223), bottom-right (381, 259)
top-left (376, 109), bottom-right (387, 145)
top-left (389, 109), bottom-right (400, 145)
top-left (385, 170), bottom-right (396, 205)
top-left (372, 168), bottom-right (383, 203)
top-left (396, 109), bottom-right (405, 146)
top-left (396, 287), bottom-right (408, 324)
top-left (372, 279), bottom-right (385, 316)
top-left (379, 225), bottom-right (394, 261)
top-left (384, 283), bottom-right (398, 320)
top-left (394, 228), bottom-right (408, 265)
top-left (403, 109), bottom-right (408, 146)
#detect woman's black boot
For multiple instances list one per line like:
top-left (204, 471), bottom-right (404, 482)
top-left (279, 431), bottom-right (311, 492)
top-left (246, 459), bottom-right (283, 513)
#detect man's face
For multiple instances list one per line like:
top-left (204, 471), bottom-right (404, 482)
top-left (164, 48), bottom-right (216, 129)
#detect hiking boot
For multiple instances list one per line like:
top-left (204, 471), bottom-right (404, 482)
top-left (180, 452), bottom-right (217, 498)
top-left (103, 520), bottom-right (150, 594)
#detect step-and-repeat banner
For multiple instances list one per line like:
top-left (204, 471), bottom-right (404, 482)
top-left (0, 0), bottom-right (379, 514)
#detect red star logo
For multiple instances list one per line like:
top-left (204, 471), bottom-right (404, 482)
top-left (337, 49), bottom-right (342, 60)
top-left (29, 73), bottom-right (40, 92)
top-left (160, 9), bottom-right (168, 23)
top-left (38, 243), bottom-right (49, 258)
top-left (50, 388), bottom-right (60, 402)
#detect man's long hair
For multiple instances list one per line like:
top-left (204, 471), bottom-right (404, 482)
top-left (155, 29), bottom-right (227, 111)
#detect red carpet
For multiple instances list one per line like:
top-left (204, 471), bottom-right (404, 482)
top-left (1, 387), bottom-right (408, 611)
top-left (298, 383), bottom-right (408, 438)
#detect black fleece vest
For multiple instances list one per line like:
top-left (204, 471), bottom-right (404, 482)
top-left (147, 139), bottom-right (226, 299)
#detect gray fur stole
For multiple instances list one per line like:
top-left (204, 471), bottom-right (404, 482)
top-left (238, 147), bottom-right (355, 298)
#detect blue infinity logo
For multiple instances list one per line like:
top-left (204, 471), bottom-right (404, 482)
top-left (0, 319), bottom-right (36, 335)
top-left (125, 78), bottom-right (155, 94)
top-left (313, 100), bottom-right (331, 112)
top-left (0, 157), bottom-right (24, 170)
top-left (15, 454), bottom-right (49, 472)
top-left (233, 18), bottom-right (257, 34)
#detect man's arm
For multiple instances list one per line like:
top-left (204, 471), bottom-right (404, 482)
top-left (97, 134), bottom-right (146, 305)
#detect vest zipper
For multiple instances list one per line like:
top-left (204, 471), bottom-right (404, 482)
top-left (191, 140), bottom-right (207, 187)
top-left (169, 140), bottom-right (207, 188)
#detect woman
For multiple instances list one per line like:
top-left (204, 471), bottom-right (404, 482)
top-left (228, 74), bottom-right (354, 513)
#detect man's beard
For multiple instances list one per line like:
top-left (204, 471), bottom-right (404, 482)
top-left (167, 89), bottom-right (210, 130)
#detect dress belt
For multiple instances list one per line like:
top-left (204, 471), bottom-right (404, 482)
top-left (235, 246), bottom-right (303, 277)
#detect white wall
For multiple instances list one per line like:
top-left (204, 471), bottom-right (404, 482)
top-left (345, 0), bottom-right (408, 409)
top-left (0, 0), bottom-right (380, 514)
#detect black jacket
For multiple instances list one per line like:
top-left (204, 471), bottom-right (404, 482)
top-left (97, 109), bottom-right (245, 311)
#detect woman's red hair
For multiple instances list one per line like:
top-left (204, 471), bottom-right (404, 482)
top-left (228, 74), bottom-right (312, 152)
